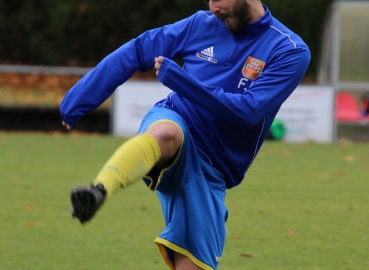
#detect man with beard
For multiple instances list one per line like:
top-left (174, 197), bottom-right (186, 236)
top-left (60, 0), bottom-right (310, 269)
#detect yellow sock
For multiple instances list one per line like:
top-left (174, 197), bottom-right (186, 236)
top-left (93, 134), bottom-right (161, 198)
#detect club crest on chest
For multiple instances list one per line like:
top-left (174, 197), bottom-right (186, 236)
top-left (242, 56), bottom-right (265, 80)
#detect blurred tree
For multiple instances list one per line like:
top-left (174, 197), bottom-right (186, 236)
top-left (264, 0), bottom-right (334, 79)
top-left (0, 0), bottom-right (334, 78)
top-left (0, 0), bottom-right (51, 64)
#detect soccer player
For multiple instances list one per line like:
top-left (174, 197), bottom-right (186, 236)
top-left (60, 0), bottom-right (310, 269)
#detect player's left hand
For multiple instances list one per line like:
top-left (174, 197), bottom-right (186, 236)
top-left (154, 56), bottom-right (164, 76)
top-left (62, 121), bottom-right (72, 130)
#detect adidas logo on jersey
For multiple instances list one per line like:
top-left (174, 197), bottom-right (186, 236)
top-left (196, 46), bottom-right (217, 63)
top-left (201, 46), bottom-right (214, 57)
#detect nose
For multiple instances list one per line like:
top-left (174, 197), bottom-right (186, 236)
top-left (209, 1), bottom-right (220, 14)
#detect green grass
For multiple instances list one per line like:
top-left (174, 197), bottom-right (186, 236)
top-left (0, 132), bottom-right (368, 270)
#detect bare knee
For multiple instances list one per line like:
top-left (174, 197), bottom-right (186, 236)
top-left (174, 252), bottom-right (203, 270)
top-left (145, 121), bottom-right (182, 162)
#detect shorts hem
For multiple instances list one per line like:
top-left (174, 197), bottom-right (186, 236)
top-left (154, 237), bottom-right (214, 270)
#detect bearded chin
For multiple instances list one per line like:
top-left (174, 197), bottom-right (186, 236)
top-left (228, 1), bottom-right (250, 34)
top-left (227, 20), bottom-right (245, 34)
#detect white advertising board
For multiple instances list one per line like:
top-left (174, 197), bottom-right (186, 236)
top-left (112, 82), bottom-right (335, 143)
top-left (276, 85), bottom-right (334, 143)
top-left (112, 81), bottom-right (171, 137)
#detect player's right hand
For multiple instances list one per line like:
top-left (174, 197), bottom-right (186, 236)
top-left (62, 121), bottom-right (72, 130)
top-left (154, 56), bottom-right (164, 76)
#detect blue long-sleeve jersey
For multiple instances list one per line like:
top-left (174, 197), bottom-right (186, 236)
top-left (60, 6), bottom-right (310, 189)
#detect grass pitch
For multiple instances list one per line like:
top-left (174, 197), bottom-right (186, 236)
top-left (0, 132), bottom-right (368, 270)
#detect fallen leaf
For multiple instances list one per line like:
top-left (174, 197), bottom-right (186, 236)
top-left (240, 254), bottom-right (253, 258)
top-left (26, 221), bottom-right (33, 227)
top-left (335, 171), bottom-right (345, 177)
